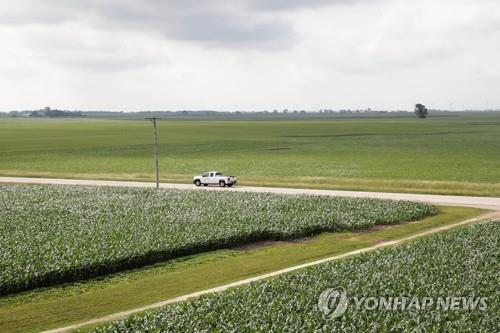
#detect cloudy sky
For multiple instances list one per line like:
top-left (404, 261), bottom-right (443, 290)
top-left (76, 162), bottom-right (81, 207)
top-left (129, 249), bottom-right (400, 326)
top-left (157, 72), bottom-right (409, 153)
top-left (1, 0), bottom-right (499, 111)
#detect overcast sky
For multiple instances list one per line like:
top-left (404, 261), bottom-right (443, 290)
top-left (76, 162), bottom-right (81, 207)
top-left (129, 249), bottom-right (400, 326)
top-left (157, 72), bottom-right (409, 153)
top-left (1, 0), bottom-right (499, 111)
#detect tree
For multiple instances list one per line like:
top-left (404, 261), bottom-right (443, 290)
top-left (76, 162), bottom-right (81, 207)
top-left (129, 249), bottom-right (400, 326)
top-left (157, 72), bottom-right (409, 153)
top-left (29, 111), bottom-right (43, 118)
top-left (414, 103), bottom-right (428, 118)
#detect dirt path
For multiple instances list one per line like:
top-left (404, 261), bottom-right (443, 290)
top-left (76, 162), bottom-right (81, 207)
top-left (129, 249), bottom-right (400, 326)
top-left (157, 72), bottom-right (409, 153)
top-left (1, 176), bottom-right (500, 210)
top-left (40, 211), bottom-right (500, 333)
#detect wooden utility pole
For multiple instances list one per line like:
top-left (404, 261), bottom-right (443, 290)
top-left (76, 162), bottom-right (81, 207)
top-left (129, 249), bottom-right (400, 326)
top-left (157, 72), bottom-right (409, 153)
top-left (146, 118), bottom-right (160, 189)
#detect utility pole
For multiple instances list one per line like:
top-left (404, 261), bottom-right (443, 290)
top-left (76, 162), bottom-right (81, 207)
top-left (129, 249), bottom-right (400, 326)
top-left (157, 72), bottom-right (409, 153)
top-left (146, 117), bottom-right (160, 189)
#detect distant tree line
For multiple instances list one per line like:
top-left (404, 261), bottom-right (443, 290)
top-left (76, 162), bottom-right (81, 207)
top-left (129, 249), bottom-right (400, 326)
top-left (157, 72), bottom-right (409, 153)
top-left (2, 107), bottom-right (85, 118)
top-left (0, 108), bottom-right (401, 119)
top-left (1, 106), bottom-right (498, 120)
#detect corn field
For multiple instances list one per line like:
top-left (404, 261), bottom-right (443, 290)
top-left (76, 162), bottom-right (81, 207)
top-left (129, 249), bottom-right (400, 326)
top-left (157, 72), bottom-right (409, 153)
top-left (0, 184), bottom-right (436, 295)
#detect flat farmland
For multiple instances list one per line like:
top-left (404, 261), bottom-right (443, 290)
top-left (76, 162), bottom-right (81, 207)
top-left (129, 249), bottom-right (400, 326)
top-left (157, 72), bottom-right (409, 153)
top-left (0, 113), bottom-right (499, 195)
top-left (0, 184), bottom-right (435, 295)
top-left (91, 220), bottom-right (500, 333)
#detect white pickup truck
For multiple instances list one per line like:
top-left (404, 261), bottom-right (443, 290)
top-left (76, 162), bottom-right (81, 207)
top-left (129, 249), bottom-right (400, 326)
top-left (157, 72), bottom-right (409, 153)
top-left (193, 171), bottom-right (237, 187)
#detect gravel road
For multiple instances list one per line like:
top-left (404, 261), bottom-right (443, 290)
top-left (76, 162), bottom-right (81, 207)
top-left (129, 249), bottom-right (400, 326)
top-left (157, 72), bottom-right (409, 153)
top-left (1, 176), bottom-right (499, 210)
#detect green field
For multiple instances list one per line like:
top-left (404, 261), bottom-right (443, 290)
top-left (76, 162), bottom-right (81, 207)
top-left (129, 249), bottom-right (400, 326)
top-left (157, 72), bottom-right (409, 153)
top-left (0, 184), bottom-right (434, 295)
top-left (0, 113), bottom-right (499, 195)
top-left (91, 220), bottom-right (500, 333)
top-left (0, 206), bottom-right (483, 333)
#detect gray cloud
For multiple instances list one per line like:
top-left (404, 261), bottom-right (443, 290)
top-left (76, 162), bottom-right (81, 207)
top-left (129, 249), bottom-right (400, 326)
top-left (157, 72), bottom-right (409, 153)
top-left (0, 0), bottom-right (351, 48)
top-left (166, 13), bottom-right (291, 47)
top-left (49, 53), bottom-right (162, 72)
top-left (247, 0), bottom-right (359, 11)
top-left (0, 1), bottom-right (268, 47)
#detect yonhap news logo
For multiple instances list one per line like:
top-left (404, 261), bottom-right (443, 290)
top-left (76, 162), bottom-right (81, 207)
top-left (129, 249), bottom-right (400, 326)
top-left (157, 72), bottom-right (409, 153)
top-left (318, 287), bottom-right (349, 319)
top-left (318, 287), bottom-right (488, 320)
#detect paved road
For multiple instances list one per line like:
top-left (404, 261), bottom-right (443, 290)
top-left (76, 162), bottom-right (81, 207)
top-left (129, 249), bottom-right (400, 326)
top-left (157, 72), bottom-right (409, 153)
top-left (2, 176), bottom-right (500, 210)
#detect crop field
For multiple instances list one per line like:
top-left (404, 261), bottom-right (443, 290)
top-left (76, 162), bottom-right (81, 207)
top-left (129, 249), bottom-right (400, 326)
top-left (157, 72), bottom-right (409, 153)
top-left (0, 184), bottom-right (436, 295)
top-left (91, 220), bottom-right (500, 333)
top-left (0, 113), bottom-right (500, 196)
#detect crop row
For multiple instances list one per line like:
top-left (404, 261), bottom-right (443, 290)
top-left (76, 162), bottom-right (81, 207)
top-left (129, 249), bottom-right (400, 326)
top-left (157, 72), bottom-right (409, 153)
top-left (92, 220), bottom-right (499, 332)
top-left (0, 185), bottom-right (436, 295)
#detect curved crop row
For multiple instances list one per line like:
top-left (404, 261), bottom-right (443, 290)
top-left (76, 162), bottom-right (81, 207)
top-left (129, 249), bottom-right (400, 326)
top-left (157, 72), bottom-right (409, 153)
top-left (0, 185), bottom-right (436, 295)
top-left (92, 221), bottom-right (499, 333)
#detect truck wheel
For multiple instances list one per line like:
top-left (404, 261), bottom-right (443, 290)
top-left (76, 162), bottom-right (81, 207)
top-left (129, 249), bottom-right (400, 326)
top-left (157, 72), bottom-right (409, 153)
top-left (219, 181), bottom-right (226, 187)
top-left (194, 180), bottom-right (201, 186)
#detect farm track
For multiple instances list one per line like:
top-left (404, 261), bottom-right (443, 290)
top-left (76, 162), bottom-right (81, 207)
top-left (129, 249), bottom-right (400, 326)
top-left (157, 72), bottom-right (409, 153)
top-left (1, 176), bottom-right (500, 210)
top-left (41, 211), bottom-right (500, 333)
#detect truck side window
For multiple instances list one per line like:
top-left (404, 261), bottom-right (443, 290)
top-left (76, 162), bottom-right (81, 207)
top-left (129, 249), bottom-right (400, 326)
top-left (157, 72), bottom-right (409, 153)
top-left (215, 172), bottom-right (222, 176)
top-left (210, 173), bottom-right (214, 177)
